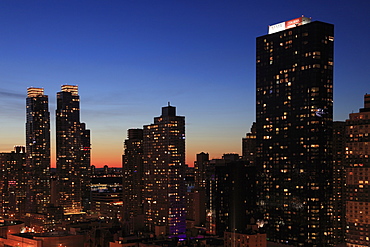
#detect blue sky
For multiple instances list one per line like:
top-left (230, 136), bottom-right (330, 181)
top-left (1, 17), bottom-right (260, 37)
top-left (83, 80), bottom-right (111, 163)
top-left (1, 0), bottom-right (369, 167)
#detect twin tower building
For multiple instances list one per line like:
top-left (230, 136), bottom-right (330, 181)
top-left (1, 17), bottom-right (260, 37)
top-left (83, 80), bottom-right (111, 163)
top-left (26, 85), bottom-right (91, 215)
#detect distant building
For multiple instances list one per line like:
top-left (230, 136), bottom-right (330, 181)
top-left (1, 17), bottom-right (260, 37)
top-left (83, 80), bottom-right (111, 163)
top-left (213, 154), bottom-right (257, 236)
top-left (91, 177), bottom-right (122, 192)
top-left (104, 164), bottom-right (109, 175)
top-left (186, 152), bottom-right (209, 229)
top-left (143, 104), bottom-right (186, 235)
top-left (186, 189), bottom-right (206, 228)
top-left (194, 152), bottom-right (210, 190)
top-left (194, 152), bottom-right (218, 234)
top-left (56, 85), bottom-right (91, 214)
top-left (92, 191), bottom-right (123, 220)
top-left (0, 147), bottom-right (27, 219)
top-left (256, 17), bottom-right (334, 246)
top-left (122, 128), bottom-right (145, 233)
top-left (26, 87), bottom-right (51, 214)
top-left (184, 165), bottom-right (195, 191)
top-left (91, 174), bottom-right (123, 221)
top-left (333, 121), bottom-right (346, 244)
top-left (345, 94), bottom-right (370, 247)
top-left (224, 228), bottom-right (266, 247)
top-left (242, 122), bottom-right (256, 164)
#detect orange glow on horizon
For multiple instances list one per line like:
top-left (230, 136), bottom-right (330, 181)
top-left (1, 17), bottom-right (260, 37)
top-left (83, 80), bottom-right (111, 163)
top-left (49, 136), bottom-right (241, 169)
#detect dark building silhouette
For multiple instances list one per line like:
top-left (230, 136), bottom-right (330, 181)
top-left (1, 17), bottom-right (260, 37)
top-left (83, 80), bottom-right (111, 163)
top-left (122, 128), bottom-right (145, 233)
top-left (213, 154), bottom-right (257, 236)
top-left (187, 152), bottom-right (208, 229)
top-left (184, 165), bottom-right (195, 190)
top-left (91, 165), bottom-right (96, 176)
top-left (103, 165), bottom-right (109, 175)
top-left (56, 85), bottom-right (91, 214)
top-left (256, 17), bottom-right (334, 246)
top-left (345, 94), bottom-right (370, 247)
top-left (332, 121), bottom-right (346, 245)
top-left (26, 87), bottom-right (51, 214)
top-left (206, 158), bottom-right (220, 236)
top-left (185, 188), bottom-right (206, 229)
top-left (193, 152), bottom-right (221, 235)
top-left (143, 104), bottom-right (186, 235)
top-left (242, 122), bottom-right (256, 164)
top-left (194, 152), bottom-right (210, 190)
top-left (0, 146), bottom-right (27, 219)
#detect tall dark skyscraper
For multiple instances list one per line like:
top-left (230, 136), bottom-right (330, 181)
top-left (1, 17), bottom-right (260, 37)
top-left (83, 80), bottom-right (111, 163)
top-left (56, 85), bottom-right (91, 214)
top-left (26, 87), bottom-right (51, 213)
top-left (256, 17), bottom-right (334, 246)
top-left (123, 128), bottom-right (145, 232)
top-left (143, 104), bottom-right (186, 235)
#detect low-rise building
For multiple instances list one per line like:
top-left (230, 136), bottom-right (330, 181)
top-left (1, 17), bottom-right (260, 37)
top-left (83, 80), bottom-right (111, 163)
top-left (224, 231), bottom-right (266, 247)
top-left (0, 231), bottom-right (85, 247)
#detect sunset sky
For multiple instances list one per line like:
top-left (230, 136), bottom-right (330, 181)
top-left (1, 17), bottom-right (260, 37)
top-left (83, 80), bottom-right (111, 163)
top-left (1, 0), bottom-right (370, 167)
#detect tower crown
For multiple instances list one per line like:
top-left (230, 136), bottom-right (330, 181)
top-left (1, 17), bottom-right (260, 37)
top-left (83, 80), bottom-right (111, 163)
top-left (161, 104), bottom-right (176, 117)
top-left (27, 87), bottom-right (44, 97)
top-left (365, 94), bottom-right (370, 109)
top-left (61, 85), bottom-right (78, 95)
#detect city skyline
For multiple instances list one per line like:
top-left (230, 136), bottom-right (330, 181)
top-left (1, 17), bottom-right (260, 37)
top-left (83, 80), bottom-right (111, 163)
top-left (1, 1), bottom-right (370, 168)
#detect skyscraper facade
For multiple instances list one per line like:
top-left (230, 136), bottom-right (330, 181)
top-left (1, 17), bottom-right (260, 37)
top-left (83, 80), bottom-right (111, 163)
top-left (143, 104), bottom-right (186, 235)
top-left (0, 146), bottom-right (27, 219)
top-left (242, 122), bottom-right (256, 164)
top-left (256, 17), bottom-right (334, 246)
top-left (26, 87), bottom-right (51, 213)
top-left (332, 121), bottom-right (346, 244)
top-left (191, 152), bottom-right (210, 228)
top-left (213, 154), bottom-right (257, 236)
top-left (345, 94), bottom-right (370, 247)
top-left (194, 152), bottom-right (210, 190)
top-left (123, 128), bottom-right (145, 232)
top-left (56, 85), bottom-right (91, 214)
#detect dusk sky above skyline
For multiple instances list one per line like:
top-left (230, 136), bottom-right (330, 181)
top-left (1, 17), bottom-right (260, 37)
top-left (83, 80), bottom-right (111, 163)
top-left (1, 0), bottom-right (369, 168)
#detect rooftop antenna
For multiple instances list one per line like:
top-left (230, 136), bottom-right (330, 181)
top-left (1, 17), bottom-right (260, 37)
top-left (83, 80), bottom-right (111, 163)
top-left (168, 101), bottom-right (170, 106)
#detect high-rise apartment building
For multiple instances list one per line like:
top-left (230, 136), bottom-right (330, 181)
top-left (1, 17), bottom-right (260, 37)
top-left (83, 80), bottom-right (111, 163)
top-left (345, 94), bottom-right (370, 247)
top-left (123, 128), bottom-right (145, 233)
top-left (194, 152), bottom-right (210, 190)
top-left (213, 154), bottom-right (257, 236)
top-left (332, 121), bottom-right (346, 244)
top-left (256, 17), bottom-right (334, 246)
top-left (143, 104), bottom-right (186, 235)
top-left (56, 85), bottom-right (91, 214)
top-left (0, 146), bottom-right (27, 219)
top-left (26, 87), bottom-right (51, 213)
top-left (189, 152), bottom-right (210, 228)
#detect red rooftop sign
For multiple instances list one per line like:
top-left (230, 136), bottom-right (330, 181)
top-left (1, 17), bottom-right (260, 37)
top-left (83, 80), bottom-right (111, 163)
top-left (268, 16), bottom-right (311, 34)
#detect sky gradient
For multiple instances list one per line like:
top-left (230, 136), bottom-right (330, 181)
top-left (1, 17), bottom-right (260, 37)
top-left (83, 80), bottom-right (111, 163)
top-left (1, 0), bottom-right (370, 167)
